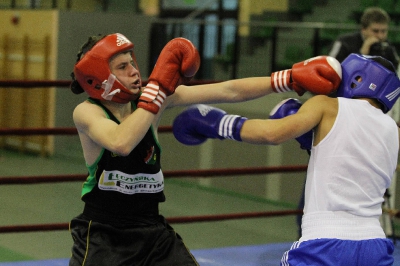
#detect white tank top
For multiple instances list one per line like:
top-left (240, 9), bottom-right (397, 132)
top-left (301, 97), bottom-right (399, 241)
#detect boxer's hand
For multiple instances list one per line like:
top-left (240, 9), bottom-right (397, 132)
top-left (269, 98), bottom-right (313, 150)
top-left (173, 104), bottom-right (247, 145)
top-left (271, 56), bottom-right (342, 96)
top-left (138, 38), bottom-right (200, 114)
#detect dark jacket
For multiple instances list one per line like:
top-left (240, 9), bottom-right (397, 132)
top-left (329, 31), bottom-right (399, 69)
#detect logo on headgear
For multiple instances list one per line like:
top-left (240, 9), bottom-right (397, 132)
top-left (386, 87), bottom-right (400, 101)
top-left (369, 83), bottom-right (377, 91)
top-left (116, 34), bottom-right (130, 47)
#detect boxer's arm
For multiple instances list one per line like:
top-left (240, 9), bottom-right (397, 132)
top-left (269, 98), bottom-right (313, 150)
top-left (240, 96), bottom-right (327, 145)
top-left (168, 56), bottom-right (341, 108)
top-left (167, 77), bottom-right (272, 107)
top-left (172, 96), bottom-right (330, 147)
top-left (74, 100), bottom-right (155, 156)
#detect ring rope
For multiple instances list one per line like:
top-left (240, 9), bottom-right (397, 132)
top-left (0, 127), bottom-right (78, 136)
top-left (0, 209), bottom-right (303, 234)
top-left (0, 126), bottom-right (172, 135)
top-left (0, 165), bottom-right (308, 185)
top-left (0, 79), bottom-right (221, 88)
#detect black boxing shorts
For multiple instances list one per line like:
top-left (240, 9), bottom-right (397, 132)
top-left (68, 214), bottom-right (198, 266)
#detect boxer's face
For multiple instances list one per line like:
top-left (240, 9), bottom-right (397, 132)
top-left (109, 52), bottom-right (141, 95)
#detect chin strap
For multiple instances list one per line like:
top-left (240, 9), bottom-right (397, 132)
top-left (101, 74), bottom-right (120, 100)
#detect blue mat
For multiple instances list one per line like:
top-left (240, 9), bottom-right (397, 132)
top-left (1, 242), bottom-right (400, 266)
top-left (192, 242), bottom-right (290, 266)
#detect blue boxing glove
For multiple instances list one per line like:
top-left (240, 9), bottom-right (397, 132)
top-left (173, 104), bottom-right (248, 145)
top-left (269, 98), bottom-right (313, 151)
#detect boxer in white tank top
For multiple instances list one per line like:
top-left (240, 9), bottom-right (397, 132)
top-left (172, 53), bottom-right (400, 265)
top-left (280, 54), bottom-right (400, 265)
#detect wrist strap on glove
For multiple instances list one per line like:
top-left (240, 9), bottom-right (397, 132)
top-left (219, 115), bottom-right (247, 141)
top-left (271, 70), bottom-right (292, 93)
top-left (137, 82), bottom-right (166, 114)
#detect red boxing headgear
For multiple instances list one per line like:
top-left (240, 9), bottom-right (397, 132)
top-left (74, 33), bottom-right (139, 103)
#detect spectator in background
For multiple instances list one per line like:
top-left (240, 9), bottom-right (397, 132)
top-left (329, 6), bottom-right (399, 70)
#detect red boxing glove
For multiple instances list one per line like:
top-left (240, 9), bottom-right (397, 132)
top-left (271, 56), bottom-right (342, 96)
top-left (138, 38), bottom-right (200, 114)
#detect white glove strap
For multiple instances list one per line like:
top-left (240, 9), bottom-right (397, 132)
top-left (141, 82), bottom-right (159, 102)
top-left (218, 115), bottom-right (241, 140)
top-left (153, 91), bottom-right (166, 109)
top-left (140, 82), bottom-right (166, 108)
top-left (272, 70), bottom-right (292, 93)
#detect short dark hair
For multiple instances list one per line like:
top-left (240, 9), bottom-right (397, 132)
top-left (360, 7), bottom-right (390, 28)
top-left (75, 34), bottom-right (106, 63)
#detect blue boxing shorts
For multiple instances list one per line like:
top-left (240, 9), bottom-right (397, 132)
top-left (281, 238), bottom-right (394, 266)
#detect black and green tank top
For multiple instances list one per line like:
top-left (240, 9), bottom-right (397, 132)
top-left (81, 98), bottom-right (165, 223)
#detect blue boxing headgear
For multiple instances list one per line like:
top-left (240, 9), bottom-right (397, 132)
top-left (336, 53), bottom-right (400, 113)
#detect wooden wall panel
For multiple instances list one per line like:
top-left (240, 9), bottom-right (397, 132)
top-left (0, 11), bottom-right (58, 155)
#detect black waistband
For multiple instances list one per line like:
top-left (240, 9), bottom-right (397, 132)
top-left (83, 201), bottom-right (160, 227)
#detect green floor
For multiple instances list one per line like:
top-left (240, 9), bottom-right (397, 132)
top-left (0, 149), bottom-right (300, 262)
